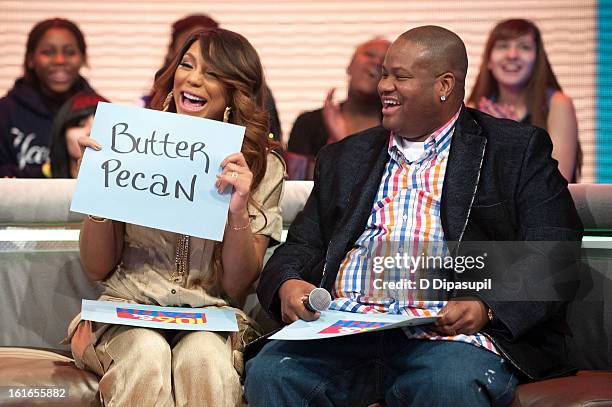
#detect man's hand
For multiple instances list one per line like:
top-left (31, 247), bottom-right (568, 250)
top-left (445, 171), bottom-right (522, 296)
top-left (434, 299), bottom-right (489, 336)
top-left (278, 279), bottom-right (321, 324)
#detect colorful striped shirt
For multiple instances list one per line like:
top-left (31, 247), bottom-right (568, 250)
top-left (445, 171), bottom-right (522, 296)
top-left (331, 109), bottom-right (496, 353)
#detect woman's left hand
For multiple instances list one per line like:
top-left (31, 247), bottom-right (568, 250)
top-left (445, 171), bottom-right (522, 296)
top-left (216, 152), bottom-right (253, 214)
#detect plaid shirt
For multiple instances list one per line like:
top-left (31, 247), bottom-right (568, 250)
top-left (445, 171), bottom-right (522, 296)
top-left (331, 109), bottom-right (496, 353)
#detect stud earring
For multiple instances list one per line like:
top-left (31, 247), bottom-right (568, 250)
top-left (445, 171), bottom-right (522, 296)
top-left (440, 95), bottom-right (446, 102)
top-left (162, 91), bottom-right (174, 111)
top-left (223, 107), bottom-right (231, 123)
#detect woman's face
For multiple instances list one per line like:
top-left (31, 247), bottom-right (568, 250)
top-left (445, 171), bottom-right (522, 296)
top-left (487, 33), bottom-right (537, 89)
top-left (172, 41), bottom-right (229, 121)
top-left (27, 28), bottom-right (84, 94)
top-left (65, 114), bottom-right (94, 160)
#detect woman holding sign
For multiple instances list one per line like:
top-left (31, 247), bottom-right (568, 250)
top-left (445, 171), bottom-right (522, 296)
top-left (67, 28), bottom-right (284, 406)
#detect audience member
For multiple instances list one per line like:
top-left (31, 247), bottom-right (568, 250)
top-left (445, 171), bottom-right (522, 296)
top-left (245, 26), bottom-right (582, 407)
top-left (286, 38), bottom-right (390, 180)
top-left (468, 18), bottom-right (580, 182)
top-left (143, 14), bottom-right (283, 143)
top-left (49, 91), bottom-right (108, 178)
top-left (0, 18), bottom-right (96, 178)
top-left (67, 28), bottom-right (284, 406)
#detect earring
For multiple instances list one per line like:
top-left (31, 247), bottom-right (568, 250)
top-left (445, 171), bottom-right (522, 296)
top-left (162, 91), bottom-right (174, 112)
top-left (223, 107), bottom-right (231, 123)
top-left (440, 95), bottom-right (446, 102)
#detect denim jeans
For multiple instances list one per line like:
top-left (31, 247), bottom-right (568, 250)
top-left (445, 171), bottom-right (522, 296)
top-left (245, 329), bottom-right (518, 407)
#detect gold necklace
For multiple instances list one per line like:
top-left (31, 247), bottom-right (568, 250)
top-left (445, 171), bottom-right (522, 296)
top-left (169, 234), bottom-right (190, 283)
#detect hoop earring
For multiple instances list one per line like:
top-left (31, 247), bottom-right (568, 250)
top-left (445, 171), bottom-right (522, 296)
top-left (162, 91), bottom-right (174, 112)
top-left (223, 106), bottom-right (231, 123)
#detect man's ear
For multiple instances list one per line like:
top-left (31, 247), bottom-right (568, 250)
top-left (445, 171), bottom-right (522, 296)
top-left (437, 72), bottom-right (456, 100)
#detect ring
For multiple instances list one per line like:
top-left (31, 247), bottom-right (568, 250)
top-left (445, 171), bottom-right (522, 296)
top-left (231, 171), bottom-right (238, 178)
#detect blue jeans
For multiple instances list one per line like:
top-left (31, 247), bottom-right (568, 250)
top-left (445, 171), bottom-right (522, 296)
top-left (245, 329), bottom-right (518, 407)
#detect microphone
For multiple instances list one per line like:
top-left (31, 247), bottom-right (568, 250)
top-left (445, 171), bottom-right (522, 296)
top-left (303, 287), bottom-right (331, 312)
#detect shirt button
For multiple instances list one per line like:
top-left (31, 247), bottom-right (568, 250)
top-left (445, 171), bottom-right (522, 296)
top-left (171, 289), bottom-right (176, 294)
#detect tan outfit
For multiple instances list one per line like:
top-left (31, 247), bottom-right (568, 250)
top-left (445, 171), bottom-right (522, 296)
top-left (67, 153), bottom-right (285, 407)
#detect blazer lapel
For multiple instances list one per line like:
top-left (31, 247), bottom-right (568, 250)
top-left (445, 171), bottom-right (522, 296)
top-left (322, 127), bottom-right (390, 287)
top-left (441, 108), bottom-right (487, 242)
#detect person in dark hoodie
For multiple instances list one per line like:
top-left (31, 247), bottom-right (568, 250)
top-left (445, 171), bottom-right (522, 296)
top-left (0, 18), bottom-right (96, 178)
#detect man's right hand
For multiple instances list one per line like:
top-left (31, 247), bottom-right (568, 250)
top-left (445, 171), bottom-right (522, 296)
top-left (278, 279), bottom-right (321, 324)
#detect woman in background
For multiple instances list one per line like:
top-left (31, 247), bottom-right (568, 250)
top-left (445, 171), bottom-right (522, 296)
top-left (68, 28), bottom-right (284, 406)
top-left (468, 18), bottom-right (580, 182)
top-left (49, 91), bottom-right (107, 178)
top-left (0, 18), bottom-right (95, 177)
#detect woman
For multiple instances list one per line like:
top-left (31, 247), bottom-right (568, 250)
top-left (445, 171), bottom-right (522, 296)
top-left (468, 19), bottom-right (580, 182)
top-left (68, 28), bottom-right (285, 406)
top-left (0, 18), bottom-right (95, 177)
top-left (142, 14), bottom-right (283, 142)
top-left (49, 91), bottom-right (108, 178)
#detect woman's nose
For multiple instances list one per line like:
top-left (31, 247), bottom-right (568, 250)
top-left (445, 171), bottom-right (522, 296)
top-left (506, 46), bottom-right (518, 58)
top-left (53, 53), bottom-right (66, 64)
top-left (187, 71), bottom-right (204, 86)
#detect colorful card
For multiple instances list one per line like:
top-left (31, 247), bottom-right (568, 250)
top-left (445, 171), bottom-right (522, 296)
top-left (270, 309), bottom-right (439, 340)
top-left (81, 299), bottom-right (238, 331)
top-left (71, 103), bottom-right (245, 241)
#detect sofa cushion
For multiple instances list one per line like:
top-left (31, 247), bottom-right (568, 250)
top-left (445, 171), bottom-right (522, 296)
top-left (0, 347), bottom-right (99, 406)
top-left (510, 370), bottom-right (612, 407)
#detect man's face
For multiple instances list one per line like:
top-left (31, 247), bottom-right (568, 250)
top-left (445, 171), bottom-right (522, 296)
top-left (347, 40), bottom-right (389, 96)
top-left (378, 39), bottom-right (441, 141)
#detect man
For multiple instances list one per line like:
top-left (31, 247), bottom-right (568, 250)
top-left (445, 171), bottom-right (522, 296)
top-left (287, 38), bottom-right (390, 180)
top-left (245, 26), bottom-right (582, 407)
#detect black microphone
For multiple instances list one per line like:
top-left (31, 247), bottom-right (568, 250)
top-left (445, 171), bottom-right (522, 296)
top-left (303, 287), bottom-right (331, 312)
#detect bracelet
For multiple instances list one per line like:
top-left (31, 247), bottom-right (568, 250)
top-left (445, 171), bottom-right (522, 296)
top-left (88, 215), bottom-right (108, 223)
top-left (229, 216), bottom-right (252, 231)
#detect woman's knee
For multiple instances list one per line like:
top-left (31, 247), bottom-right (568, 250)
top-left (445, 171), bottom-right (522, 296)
top-left (105, 327), bottom-right (171, 373)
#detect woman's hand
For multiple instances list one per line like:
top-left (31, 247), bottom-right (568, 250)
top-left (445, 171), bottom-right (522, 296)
top-left (75, 135), bottom-right (102, 176)
top-left (216, 152), bottom-right (253, 214)
top-left (478, 97), bottom-right (520, 121)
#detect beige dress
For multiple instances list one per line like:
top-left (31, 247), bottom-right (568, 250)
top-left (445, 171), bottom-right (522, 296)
top-left (67, 153), bottom-right (285, 407)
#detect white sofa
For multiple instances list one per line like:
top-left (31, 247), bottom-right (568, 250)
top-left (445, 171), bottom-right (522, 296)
top-left (1, 179), bottom-right (611, 407)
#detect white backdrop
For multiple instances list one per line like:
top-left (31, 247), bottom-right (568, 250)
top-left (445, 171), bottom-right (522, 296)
top-left (0, 0), bottom-right (596, 181)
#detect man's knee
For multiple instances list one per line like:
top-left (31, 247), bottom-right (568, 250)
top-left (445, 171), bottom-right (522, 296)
top-left (244, 349), bottom-right (283, 389)
top-left (244, 342), bottom-right (309, 398)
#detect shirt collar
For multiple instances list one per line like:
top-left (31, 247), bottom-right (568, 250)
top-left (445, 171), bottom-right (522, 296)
top-left (388, 107), bottom-right (461, 163)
